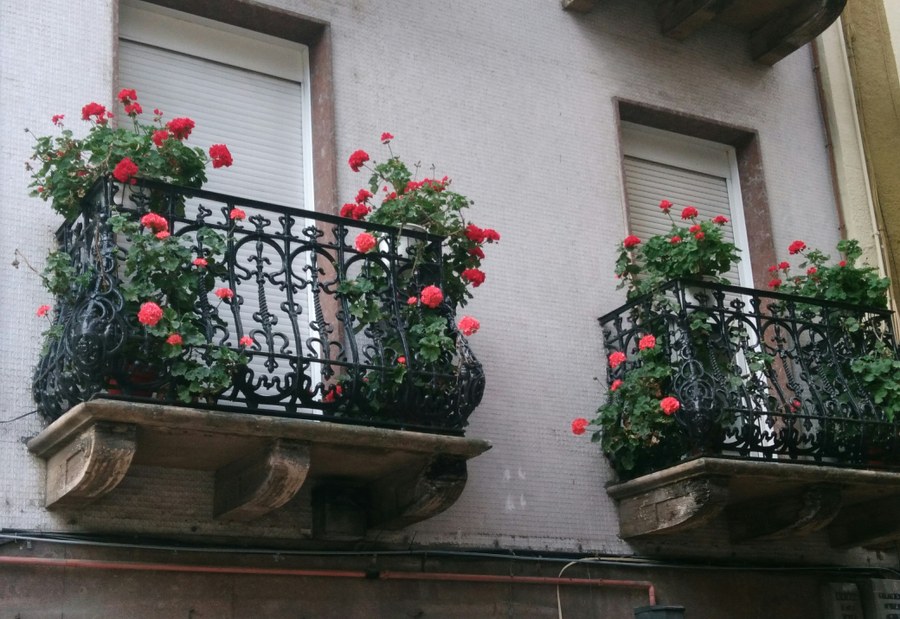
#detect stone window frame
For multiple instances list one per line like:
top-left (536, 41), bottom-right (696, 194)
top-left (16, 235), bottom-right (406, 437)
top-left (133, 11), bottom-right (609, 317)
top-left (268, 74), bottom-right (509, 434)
top-left (615, 98), bottom-right (777, 289)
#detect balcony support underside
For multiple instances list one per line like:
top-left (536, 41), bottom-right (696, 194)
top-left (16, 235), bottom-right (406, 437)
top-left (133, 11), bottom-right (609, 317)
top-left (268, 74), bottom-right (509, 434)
top-left (28, 400), bottom-right (491, 539)
top-left (607, 458), bottom-right (900, 548)
top-left (562, 0), bottom-right (847, 66)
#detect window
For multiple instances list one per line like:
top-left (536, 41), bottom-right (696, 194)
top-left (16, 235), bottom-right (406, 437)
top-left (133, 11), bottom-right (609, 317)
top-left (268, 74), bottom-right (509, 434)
top-left (621, 122), bottom-right (753, 287)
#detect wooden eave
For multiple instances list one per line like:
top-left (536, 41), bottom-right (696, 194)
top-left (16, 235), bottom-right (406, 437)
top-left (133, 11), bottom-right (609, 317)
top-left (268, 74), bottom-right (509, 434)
top-left (562, 0), bottom-right (847, 66)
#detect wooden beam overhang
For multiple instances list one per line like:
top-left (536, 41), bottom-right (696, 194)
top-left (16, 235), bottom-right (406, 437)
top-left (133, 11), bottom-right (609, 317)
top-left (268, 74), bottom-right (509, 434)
top-left (562, 0), bottom-right (847, 66)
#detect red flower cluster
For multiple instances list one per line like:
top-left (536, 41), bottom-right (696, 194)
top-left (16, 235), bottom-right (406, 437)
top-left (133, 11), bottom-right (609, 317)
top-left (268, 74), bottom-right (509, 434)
top-left (152, 130), bottom-right (170, 148)
top-left (192, 257), bottom-right (208, 268)
top-left (638, 334), bottom-right (656, 350)
top-left (155, 231), bottom-right (170, 240)
top-left (215, 287), bottom-right (235, 300)
top-left (670, 236), bottom-right (682, 245)
top-left (140, 212), bottom-right (168, 234)
top-left (112, 157), bottom-right (139, 184)
top-left (81, 102), bottom-right (110, 124)
top-left (571, 418), bottom-right (589, 436)
top-left (166, 333), bottom-right (183, 346)
top-left (788, 240), bottom-right (806, 255)
top-left (36, 304), bottom-right (51, 317)
top-left (137, 301), bottom-right (163, 327)
top-left (623, 235), bottom-right (641, 249)
top-left (51, 114), bottom-right (64, 125)
top-left (323, 384), bottom-right (343, 402)
top-left (209, 144), bottom-right (233, 168)
top-left (681, 206), bottom-right (699, 219)
top-left (462, 268), bottom-right (486, 287)
top-left (420, 285), bottom-right (444, 309)
top-left (608, 350), bottom-right (626, 369)
top-left (348, 149), bottom-right (369, 172)
top-left (229, 208), bottom-right (246, 221)
top-left (355, 188), bottom-right (373, 203)
top-left (124, 102), bottom-right (143, 116)
top-left (380, 132), bottom-right (394, 143)
top-left (340, 202), bottom-right (370, 220)
top-left (166, 117), bottom-right (195, 140)
top-left (768, 278), bottom-right (782, 289)
top-left (239, 335), bottom-right (254, 347)
top-left (117, 89), bottom-right (138, 104)
top-left (397, 356), bottom-right (406, 364)
top-left (468, 246), bottom-right (485, 260)
top-left (610, 379), bottom-right (623, 392)
top-left (659, 199), bottom-right (673, 213)
top-left (660, 396), bottom-right (681, 416)
top-left (355, 232), bottom-right (377, 254)
top-left (712, 215), bottom-right (729, 225)
top-left (458, 315), bottom-right (480, 336)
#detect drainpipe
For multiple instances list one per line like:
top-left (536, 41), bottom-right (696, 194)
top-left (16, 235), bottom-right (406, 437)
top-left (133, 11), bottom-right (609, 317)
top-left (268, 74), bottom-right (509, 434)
top-left (0, 555), bottom-right (656, 606)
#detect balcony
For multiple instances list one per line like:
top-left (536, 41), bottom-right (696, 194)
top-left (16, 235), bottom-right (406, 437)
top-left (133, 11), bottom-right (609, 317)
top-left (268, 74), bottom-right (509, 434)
top-left (27, 178), bottom-right (490, 539)
top-left (599, 279), bottom-right (900, 547)
top-left (562, 0), bottom-right (847, 65)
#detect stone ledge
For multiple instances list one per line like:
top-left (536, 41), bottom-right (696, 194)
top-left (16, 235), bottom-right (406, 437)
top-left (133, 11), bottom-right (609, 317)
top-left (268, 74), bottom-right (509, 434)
top-left (28, 400), bottom-right (491, 539)
top-left (606, 457), bottom-right (900, 548)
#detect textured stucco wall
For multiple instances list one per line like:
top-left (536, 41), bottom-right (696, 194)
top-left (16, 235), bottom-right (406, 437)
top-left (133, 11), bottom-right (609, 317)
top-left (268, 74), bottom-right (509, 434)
top-left (1, 0), bottom-right (868, 566)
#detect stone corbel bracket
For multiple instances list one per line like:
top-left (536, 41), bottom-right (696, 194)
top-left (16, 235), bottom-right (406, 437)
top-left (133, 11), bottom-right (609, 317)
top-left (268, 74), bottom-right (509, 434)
top-left (607, 458), bottom-right (900, 548)
top-left (27, 400), bottom-right (491, 533)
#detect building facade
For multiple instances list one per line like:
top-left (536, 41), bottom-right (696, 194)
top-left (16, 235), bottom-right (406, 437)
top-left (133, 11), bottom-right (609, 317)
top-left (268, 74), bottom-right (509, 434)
top-left (1, 0), bottom-right (898, 617)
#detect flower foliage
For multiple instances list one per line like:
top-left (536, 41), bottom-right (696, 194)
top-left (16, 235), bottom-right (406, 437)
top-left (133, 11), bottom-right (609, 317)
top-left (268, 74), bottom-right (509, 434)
top-left (334, 136), bottom-right (497, 412)
top-left (27, 88), bottom-right (231, 220)
top-left (615, 204), bottom-right (740, 298)
top-left (31, 89), bottom-right (246, 403)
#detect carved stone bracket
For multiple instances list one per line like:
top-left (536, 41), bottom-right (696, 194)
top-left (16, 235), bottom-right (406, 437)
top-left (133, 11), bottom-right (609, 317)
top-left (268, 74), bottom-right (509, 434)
top-left (214, 439), bottom-right (311, 522)
top-left (43, 422), bottom-right (137, 509)
top-left (27, 400), bottom-right (491, 535)
top-left (607, 458), bottom-right (900, 549)
top-left (727, 484), bottom-right (843, 542)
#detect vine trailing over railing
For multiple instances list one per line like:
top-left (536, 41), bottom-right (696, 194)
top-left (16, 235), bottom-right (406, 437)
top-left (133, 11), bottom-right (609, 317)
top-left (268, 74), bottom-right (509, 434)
top-left (32, 177), bottom-right (485, 433)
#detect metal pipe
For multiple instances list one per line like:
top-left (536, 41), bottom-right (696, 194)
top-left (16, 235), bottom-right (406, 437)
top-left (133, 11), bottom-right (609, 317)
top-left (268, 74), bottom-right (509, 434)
top-left (0, 555), bottom-right (655, 605)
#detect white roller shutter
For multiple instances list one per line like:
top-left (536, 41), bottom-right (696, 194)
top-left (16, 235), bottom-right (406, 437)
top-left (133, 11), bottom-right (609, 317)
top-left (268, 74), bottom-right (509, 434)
top-left (118, 2), bottom-right (319, 406)
top-left (621, 123), bottom-right (752, 287)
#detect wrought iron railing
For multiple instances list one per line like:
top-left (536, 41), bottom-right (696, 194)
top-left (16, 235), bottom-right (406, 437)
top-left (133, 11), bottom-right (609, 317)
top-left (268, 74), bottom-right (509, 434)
top-left (33, 177), bottom-right (484, 433)
top-left (600, 279), bottom-right (900, 472)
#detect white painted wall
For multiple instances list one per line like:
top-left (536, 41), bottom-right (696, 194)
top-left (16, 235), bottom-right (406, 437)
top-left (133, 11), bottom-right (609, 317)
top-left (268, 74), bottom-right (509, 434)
top-left (1, 0), bottom-right (869, 564)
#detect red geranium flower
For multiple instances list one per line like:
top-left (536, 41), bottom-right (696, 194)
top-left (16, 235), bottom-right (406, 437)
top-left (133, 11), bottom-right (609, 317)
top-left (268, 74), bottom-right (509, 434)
top-left (355, 188), bottom-right (373, 203)
top-left (348, 149), bottom-right (369, 172)
top-left (768, 278), bottom-right (783, 289)
top-left (468, 246), bottom-right (485, 260)
top-left (209, 144), bottom-right (233, 168)
top-left (420, 285), bottom-right (444, 309)
top-left (660, 396), bottom-right (681, 416)
top-left (137, 301), bottom-right (164, 327)
top-left (571, 418), bottom-right (589, 436)
top-left (354, 232), bottom-right (377, 253)
top-left (124, 102), bottom-right (142, 116)
top-left (323, 384), bottom-right (343, 403)
top-left (166, 333), bottom-right (183, 346)
top-left (117, 88), bottom-right (138, 104)
top-left (156, 231), bottom-right (170, 240)
top-left (483, 228), bottom-right (500, 242)
top-left (81, 102), bottom-right (108, 123)
top-left (839, 260), bottom-right (847, 267)
top-left (610, 379), bottom-right (623, 392)
top-left (152, 130), bottom-right (170, 148)
top-left (166, 117), bottom-right (195, 140)
top-left (140, 212), bottom-right (168, 233)
top-left (397, 356), bottom-right (406, 364)
top-left (608, 351), bottom-right (627, 369)
top-left (670, 236), bottom-right (682, 245)
top-left (380, 132), bottom-right (394, 143)
top-left (638, 334), bottom-right (656, 350)
top-left (465, 224), bottom-right (486, 244)
top-left (712, 215), bottom-right (729, 225)
top-left (778, 261), bottom-right (790, 270)
top-left (112, 157), bottom-right (139, 184)
top-left (659, 199), bottom-right (673, 213)
top-left (36, 305), bottom-right (51, 317)
top-left (623, 235), bottom-right (641, 249)
top-left (51, 114), bottom-right (64, 125)
top-left (768, 265), bottom-right (778, 273)
top-left (239, 335), bottom-right (254, 347)
top-left (407, 296), bottom-right (418, 305)
top-left (689, 224), bottom-right (702, 234)
top-left (807, 267), bottom-right (817, 275)
top-left (353, 204), bottom-right (370, 219)
top-left (681, 206), bottom-right (699, 219)
top-left (462, 268), bottom-right (486, 287)
top-left (788, 240), bottom-right (806, 255)
top-left (458, 315), bottom-right (480, 336)
top-left (215, 288), bottom-right (235, 300)
top-left (229, 208), bottom-right (246, 221)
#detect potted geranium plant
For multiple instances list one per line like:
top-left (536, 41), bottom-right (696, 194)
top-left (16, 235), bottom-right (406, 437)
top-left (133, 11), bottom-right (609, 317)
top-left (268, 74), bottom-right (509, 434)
top-left (29, 88), bottom-right (250, 411)
top-left (331, 133), bottom-right (498, 421)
